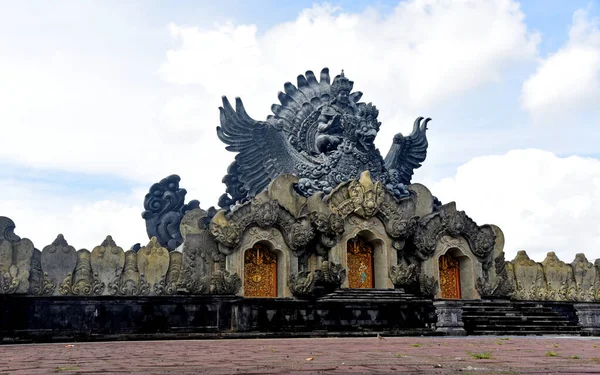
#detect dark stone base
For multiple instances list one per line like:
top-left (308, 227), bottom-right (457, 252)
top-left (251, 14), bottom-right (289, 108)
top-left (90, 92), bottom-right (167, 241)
top-left (0, 295), bottom-right (437, 343)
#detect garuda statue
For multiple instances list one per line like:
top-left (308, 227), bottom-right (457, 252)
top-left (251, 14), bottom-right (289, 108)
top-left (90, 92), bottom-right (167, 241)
top-left (217, 68), bottom-right (430, 209)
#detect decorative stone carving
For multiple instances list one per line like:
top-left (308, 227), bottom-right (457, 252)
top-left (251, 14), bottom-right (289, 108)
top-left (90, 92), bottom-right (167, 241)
top-left (512, 251), bottom-right (547, 300)
top-left (571, 253), bottom-right (596, 302)
top-left (420, 274), bottom-right (439, 297)
top-left (108, 250), bottom-right (149, 296)
top-left (321, 260), bottom-right (346, 288)
top-left (389, 261), bottom-right (418, 290)
top-left (60, 249), bottom-right (103, 296)
top-left (412, 203), bottom-right (495, 268)
top-left (142, 174), bottom-right (200, 250)
top-left (40, 234), bottom-right (77, 296)
top-left (325, 171), bottom-right (418, 240)
top-left (476, 252), bottom-right (515, 298)
top-left (289, 270), bottom-right (322, 297)
top-left (165, 251), bottom-right (183, 295)
top-left (216, 67), bottom-right (429, 208)
top-left (180, 208), bottom-right (222, 294)
top-left (209, 270), bottom-right (241, 294)
top-left (28, 248), bottom-right (44, 295)
top-left (0, 217), bottom-right (35, 294)
top-left (542, 252), bottom-right (576, 301)
top-left (433, 300), bottom-right (466, 336)
top-left (136, 237), bottom-right (170, 295)
top-left (210, 177), bottom-right (316, 256)
top-left (288, 260), bottom-right (346, 297)
top-left (90, 236), bottom-right (125, 296)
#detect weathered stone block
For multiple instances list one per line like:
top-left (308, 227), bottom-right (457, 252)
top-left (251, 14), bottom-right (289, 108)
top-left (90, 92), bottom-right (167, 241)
top-left (137, 237), bottom-right (169, 295)
top-left (542, 252), bottom-right (575, 301)
top-left (91, 236), bottom-right (125, 296)
top-left (108, 250), bottom-right (149, 296)
top-left (0, 217), bottom-right (35, 294)
top-left (40, 235), bottom-right (77, 296)
top-left (512, 250), bottom-right (546, 300)
top-left (574, 303), bottom-right (600, 335)
top-left (433, 300), bottom-right (466, 336)
top-left (572, 254), bottom-right (596, 302)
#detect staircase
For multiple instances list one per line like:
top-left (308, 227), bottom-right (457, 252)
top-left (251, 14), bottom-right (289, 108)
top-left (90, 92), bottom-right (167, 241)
top-left (463, 300), bottom-right (581, 335)
top-left (317, 288), bottom-right (420, 302)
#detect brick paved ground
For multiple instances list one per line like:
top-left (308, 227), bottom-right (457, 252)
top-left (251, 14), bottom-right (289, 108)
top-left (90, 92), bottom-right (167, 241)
top-left (2, 336), bottom-right (600, 374)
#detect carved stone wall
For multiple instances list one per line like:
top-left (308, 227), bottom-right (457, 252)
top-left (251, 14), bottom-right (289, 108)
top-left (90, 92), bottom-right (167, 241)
top-left (509, 251), bottom-right (600, 302)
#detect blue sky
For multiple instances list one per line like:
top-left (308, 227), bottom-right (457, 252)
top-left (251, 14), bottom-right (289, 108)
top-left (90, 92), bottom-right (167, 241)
top-left (0, 0), bottom-right (599, 261)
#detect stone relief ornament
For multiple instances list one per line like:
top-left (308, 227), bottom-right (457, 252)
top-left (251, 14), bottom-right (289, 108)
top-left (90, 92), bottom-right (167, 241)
top-left (288, 270), bottom-right (322, 297)
top-left (90, 236), bottom-right (125, 296)
top-left (216, 68), bottom-right (429, 209)
top-left (142, 174), bottom-right (200, 250)
top-left (476, 252), bottom-right (515, 298)
top-left (0, 216), bottom-right (35, 294)
top-left (412, 203), bottom-right (496, 268)
top-left (572, 253), bottom-right (596, 302)
top-left (136, 237), bottom-right (170, 296)
top-left (108, 250), bottom-right (150, 296)
top-left (511, 250), bottom-right (547, 301)
top-left (420, 274), bottom-right (439, 297)
top-left (288, 260), bottom-right (346, 297)
top-left (542, 252), bottom-right (576, 302)
top-left (325, 171), bottom-right (419, 240)
top-left (210, 197), bottom-right (315, 256)
top-left (389, 261), bottom-right (419, 290)
top-left (59, 249), bottom-right (104, 296)
top-left (209, 270), bottom-right (241, 294)
top-left (41, 234), bottom-right (77, 296)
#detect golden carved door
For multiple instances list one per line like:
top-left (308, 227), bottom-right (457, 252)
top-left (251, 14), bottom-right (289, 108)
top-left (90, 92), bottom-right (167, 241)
top-left (244, 244), bottom-right (277, 297)
top-left (347, 237), bottom-right (374, 289)
top-left (439, 254), bottom-right (461, 299)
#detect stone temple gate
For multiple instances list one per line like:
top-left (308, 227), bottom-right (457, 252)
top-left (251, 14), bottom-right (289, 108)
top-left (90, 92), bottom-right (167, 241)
top-left (2, 67), bottom-right (600, 341)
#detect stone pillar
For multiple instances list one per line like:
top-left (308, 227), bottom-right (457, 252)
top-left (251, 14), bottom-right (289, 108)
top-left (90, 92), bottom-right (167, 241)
top-left (433, 300), bottom-right (466, 336)
top-left (574, 304), bottom-right (600, 336)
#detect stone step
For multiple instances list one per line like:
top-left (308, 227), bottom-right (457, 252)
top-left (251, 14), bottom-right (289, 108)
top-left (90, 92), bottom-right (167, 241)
top-left (463, 316), bottom-right (571, 322)
top-left (318, 289), bottom-right (419, 302)
top-left (470, 330), bottom-right (581, 335)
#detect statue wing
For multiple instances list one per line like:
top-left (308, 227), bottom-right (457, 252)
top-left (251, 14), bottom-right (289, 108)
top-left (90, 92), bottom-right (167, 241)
top-left (217, 96), bottom-right (298, 197)
top-left (384, 117), bottom-right (430, 185)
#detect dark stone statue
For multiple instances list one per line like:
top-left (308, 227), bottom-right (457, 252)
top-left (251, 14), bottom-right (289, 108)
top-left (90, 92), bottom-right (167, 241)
top-left (142, 175), bottom-right (200, 250)
top-left (217, 67), bottom-right (430, 208)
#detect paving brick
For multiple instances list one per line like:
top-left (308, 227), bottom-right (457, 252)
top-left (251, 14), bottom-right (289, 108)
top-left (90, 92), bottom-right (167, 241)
top-left (1, 336), bottom-right (600, 374)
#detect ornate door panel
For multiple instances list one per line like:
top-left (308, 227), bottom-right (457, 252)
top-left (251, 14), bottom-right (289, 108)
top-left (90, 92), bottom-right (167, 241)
top-left (439, 254), bottom-right (461, 299)
top-left (347, 237), bottom-right (374, 289)
top-left (244, 244), bottom-right (277, 297)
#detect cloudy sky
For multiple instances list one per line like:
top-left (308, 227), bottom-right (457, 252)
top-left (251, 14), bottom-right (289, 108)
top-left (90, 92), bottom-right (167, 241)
top-left (1, 0), bottom-right (599, 262)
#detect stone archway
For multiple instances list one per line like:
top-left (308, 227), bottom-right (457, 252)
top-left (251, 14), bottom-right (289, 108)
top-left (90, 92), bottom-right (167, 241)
top-left (435, 246), bottom-right (476, 300)
top-left (243, 243), bottom-right (278, 298)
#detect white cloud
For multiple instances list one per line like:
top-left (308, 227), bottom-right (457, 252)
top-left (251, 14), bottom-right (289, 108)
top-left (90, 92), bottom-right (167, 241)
top-left (1, 179), bottom-right (147, 250)
top-left (521, 9), bottom-right (600, 121)
top-left (427, 149), bottom-right (600, 262)
top-left (0, 0), bottom-right (544, 250)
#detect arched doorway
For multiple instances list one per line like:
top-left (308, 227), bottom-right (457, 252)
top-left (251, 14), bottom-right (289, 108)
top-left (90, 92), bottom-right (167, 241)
top-left (347, 236), bottom-right (374, 289)
top-left (244, 243), bottom-right (277, 297)
top-left (439, 253), bottom-right (461, 299)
